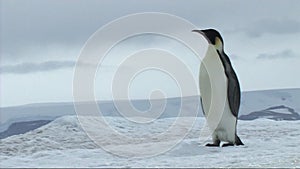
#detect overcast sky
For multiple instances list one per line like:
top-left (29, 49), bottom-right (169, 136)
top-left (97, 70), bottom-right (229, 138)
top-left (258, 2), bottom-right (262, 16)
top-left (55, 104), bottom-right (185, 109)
top-left (1, 0), bottom-right (300, 107)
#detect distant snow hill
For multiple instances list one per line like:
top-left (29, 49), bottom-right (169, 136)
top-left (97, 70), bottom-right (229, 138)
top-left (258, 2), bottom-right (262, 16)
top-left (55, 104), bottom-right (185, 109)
top-left (0, 88), bottom-right (299, 139)
top-left (239, 105), bottom-right (300, 121)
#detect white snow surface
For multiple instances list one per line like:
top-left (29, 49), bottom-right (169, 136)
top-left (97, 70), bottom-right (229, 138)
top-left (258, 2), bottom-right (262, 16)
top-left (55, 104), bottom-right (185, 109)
top-left (1, 115), bottom-right (299, 168)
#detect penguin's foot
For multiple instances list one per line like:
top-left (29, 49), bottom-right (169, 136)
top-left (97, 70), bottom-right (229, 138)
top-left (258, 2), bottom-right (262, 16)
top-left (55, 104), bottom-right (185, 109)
top-left (222, 143), bottom-right (234, 147)
top-left (205, 143), bottom-right (220, 147)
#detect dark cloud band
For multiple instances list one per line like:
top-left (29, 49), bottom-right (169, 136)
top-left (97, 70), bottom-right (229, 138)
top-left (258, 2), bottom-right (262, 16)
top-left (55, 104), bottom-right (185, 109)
top-left (0, 61), bottom-right (75, 74)
top-left (226, 19), bottom-right (300, 38)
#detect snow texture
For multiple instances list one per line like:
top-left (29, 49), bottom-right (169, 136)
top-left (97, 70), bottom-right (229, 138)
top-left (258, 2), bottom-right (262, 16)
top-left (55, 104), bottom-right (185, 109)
top-left (0, 115), bottom-right (299, 168)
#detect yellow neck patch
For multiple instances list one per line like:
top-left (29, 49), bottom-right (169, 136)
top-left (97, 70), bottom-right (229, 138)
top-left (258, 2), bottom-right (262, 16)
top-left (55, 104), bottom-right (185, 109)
top-left (214, 37), bottom-right (223, 52)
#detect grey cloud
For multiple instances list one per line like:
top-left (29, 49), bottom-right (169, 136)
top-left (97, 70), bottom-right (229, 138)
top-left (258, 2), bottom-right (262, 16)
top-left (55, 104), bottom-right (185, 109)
top-left (2, 0), bottom-right (300, 46)
top-left (2, 0), bottom-right (300, 62)
top-left (227, 19), bottom-right (300, 37)
top-left (0, 60), bottom-right (123, 74)
top-left (0, 61), bottom-right (75, 74)
top-left (256, 49), bottom-right (298, 60)
top-left (247, 19), bottom-right (300, 37)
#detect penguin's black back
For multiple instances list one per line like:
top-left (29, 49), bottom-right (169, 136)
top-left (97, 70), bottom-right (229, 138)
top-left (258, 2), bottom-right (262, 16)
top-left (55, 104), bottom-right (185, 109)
top-left (217, 51), bottom-right (241, 118)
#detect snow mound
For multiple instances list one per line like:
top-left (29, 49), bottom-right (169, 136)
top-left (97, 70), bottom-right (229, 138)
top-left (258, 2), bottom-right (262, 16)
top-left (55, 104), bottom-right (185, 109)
top-left (0, 120), bottom-right (52, 139)
top-left (0, 116), bottom-right (97, 157)
top-left (0, 115), bottom-right (203, 157)
top-left (0, 115), bottom-right (300, 168)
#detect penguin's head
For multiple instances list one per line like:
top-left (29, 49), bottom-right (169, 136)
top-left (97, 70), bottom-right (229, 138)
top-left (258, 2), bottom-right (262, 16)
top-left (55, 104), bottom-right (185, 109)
top-left (192, 29), bottom-right (224, 52)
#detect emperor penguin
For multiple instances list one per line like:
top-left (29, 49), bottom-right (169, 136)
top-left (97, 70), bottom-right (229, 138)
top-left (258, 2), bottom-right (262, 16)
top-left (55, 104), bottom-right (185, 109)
top-left (192, 29), bottom-right (244, 147)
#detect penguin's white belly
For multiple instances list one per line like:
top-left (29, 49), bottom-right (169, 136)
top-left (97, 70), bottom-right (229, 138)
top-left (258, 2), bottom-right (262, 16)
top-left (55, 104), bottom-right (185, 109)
top-left (213, 99), bottom-right (236, 142)
top-left (199, 45), bottom-right (236, 143)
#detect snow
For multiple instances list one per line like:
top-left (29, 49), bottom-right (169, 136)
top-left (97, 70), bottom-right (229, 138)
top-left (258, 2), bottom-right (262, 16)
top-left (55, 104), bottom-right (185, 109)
top-left (1, 115), bottom-right (299, 168)
top-left (1, 88), bottom-right (299, 167)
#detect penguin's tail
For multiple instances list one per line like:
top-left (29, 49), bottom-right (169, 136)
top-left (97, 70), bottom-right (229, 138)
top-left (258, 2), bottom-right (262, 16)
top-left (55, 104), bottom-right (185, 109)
top-left (235, 135), bottom-right (244, 146)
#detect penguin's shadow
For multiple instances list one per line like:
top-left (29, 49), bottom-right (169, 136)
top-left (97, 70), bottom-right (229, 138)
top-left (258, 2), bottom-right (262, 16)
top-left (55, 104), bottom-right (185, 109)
top-left (168, 140), bottom-right (220, 157)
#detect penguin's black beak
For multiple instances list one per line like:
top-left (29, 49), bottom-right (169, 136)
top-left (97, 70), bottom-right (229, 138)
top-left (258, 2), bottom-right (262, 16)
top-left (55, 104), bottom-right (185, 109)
top-left (192, 29), bottom-right (207, 37)
top-left (192, 29), bottom-right (210, 42)
top-left (192, 29), bottom-right (204, 35)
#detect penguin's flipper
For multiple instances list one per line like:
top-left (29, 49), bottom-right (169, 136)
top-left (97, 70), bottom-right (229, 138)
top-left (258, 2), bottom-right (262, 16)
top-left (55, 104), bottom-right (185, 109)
top-left (235, 135), bottom-right (244, 146)
top-left (217, 51), bottom-right (241, 118)
top-left (200, 97), bottom-right (206, 116)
